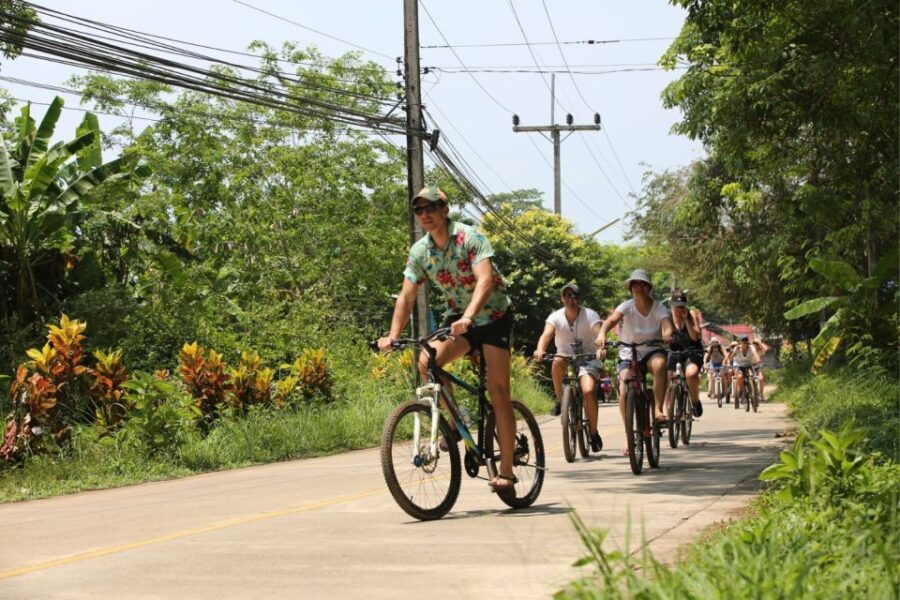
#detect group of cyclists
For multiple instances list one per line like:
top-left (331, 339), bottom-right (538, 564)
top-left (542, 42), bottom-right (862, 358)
top-left (377, 186), bottom-right (769, 494)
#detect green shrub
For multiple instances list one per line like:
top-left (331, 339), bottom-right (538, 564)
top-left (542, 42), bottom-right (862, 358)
top-left (117, 371), bottom-right (199, 458)
top-left (560, 425), bottom-right (900, 599)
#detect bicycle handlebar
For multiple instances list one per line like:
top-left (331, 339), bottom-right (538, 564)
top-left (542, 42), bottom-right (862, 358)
top-left (539, 353), bottom-right (597, 364)
top-left (369, 327), bottom-right (453, 352)
top-left (602, 339), bottom-right (666, 349)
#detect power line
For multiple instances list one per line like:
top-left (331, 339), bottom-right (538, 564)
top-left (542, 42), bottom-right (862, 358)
top-left (430, 66), bottom-right (687, 75)
top-left (0, 4), bottom-right (412, 136)
top-left (420, 36), bottom-right (675, 49)
top-left (230, 0), bottom-right (396, 61)
top-left (506, 0), bottom-right (568, 115)
top-left (419, 0), bottom-right (514, 114)
top-left (540, 0), bottom-right (637, 197)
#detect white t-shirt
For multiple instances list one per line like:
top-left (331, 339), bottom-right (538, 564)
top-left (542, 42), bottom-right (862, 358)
top-left (731, 346), bottom-right (759, 368)
top-left (615, 298), bottom-right (670, 361)
top-left (546, 307), bottom-right (602, 356)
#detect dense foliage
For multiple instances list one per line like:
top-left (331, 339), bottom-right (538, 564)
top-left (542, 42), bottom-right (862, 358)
top-left (628, 0), bottom-right (898, 364)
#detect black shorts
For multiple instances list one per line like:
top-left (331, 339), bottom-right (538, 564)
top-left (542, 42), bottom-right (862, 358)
top-left (617, 348), bottom-right (666, 374)
top-left (443, 309), bottom-right (513, 351)
top-left (667, 350), bottom-right (704, 371)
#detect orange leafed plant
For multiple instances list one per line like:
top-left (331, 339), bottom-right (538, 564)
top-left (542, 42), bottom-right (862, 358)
top-left (178, 342), bottom-right (229, 425)
top-left (88, 349), bottom-right (130, 428)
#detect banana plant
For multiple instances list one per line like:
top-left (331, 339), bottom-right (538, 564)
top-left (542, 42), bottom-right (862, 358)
top-left (0, 96), bottom-right (149, 324)
top-left (783, 251), bottom-right (898, 372)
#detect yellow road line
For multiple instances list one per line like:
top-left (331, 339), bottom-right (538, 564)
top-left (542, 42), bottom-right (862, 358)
top-left (0, 485), bottom-right (387, 581)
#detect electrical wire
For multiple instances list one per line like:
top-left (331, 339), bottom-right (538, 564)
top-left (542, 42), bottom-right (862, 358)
top-left (230, 0), bottom-right (396, 61)
top-left (421, 36), bottom-right (675, 49)
top-left (540, 0), bottom-right (636, 199)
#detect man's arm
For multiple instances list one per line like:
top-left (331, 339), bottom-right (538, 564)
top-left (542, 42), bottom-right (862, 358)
top-left (534, 322), bottom-right (556, 360)
top-left (661, 315), bottom-right (674, 345)
top-left (378, 277), bottom-right (419, 351)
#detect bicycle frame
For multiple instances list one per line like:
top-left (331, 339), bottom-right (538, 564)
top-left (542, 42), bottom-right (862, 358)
top-left (418, 342), bottom-right (490, 458)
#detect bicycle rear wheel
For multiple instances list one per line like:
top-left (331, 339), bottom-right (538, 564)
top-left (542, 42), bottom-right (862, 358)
top-left (381, 400), bottom-right (461, 521)
top-left (485, 400), bottom-right (545, 509)
top-left (560, 386), bottom-right (577, 463)
top-left (625, 389), bottom-right (644, 474)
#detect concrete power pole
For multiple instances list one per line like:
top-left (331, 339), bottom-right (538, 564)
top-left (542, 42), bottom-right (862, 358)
top-left (403, 0), bottom-right (429, 337)
top-left (513, 74), bottom-right (601, 215)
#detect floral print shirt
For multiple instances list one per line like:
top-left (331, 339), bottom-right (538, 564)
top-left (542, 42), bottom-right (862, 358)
top-left (403, 220), bottom-right (510, 326)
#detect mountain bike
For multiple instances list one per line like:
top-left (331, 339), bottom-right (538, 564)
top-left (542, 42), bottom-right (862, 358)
top-left (733, 366), bottom-right (760, 413)
top-left (605, 339), bottom-right (664, 475)
top-left (666, 350), bottom-right (695, 448)
top-left (541, 353), bottom-right (599, 462)
top-left (373, 327), bottom-right (545, 521)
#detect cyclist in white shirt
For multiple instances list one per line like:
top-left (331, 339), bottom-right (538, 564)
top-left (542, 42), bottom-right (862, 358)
top-left (727, 336), bottom-right (759, 395)
top-left (534, 283), bottom-right (604, 452)
top-left (595, 269), bottom-right (673, 454)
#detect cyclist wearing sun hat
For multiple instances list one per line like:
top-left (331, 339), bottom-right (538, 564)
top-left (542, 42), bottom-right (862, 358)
top-left (377, 186), bottom-right (517, 492)
top-left (595, 269), bottom-right (673, 454)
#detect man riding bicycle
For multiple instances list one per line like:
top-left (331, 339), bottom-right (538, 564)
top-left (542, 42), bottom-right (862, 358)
top-left (595, 269), bottom-right (673, 455)
top-left (534, 283), bottom-right (605, 452)
top-left (377, 186), bottom-right (517, 492)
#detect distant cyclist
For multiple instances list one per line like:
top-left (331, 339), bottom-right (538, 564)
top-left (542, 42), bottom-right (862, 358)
top-left (534, 283), bottom-right (604, 452)
top-left (668, 291), bottom-right (704, 417)
top-left (595, 269), bottom-right (673, 455)
top-left (751, 339), bottom-right (771, 401)
top-left (704, 338), bottom-right (727, 401)
top-left (377, 186), bottom-right (517, 492)
top-left (727, 336), bottom-right (759, 400)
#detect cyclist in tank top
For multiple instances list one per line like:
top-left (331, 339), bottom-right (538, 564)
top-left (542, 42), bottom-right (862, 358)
top-left (667, 291), bottom-right (705, 417)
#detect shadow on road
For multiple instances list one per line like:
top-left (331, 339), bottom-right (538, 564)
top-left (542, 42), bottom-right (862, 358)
top-left (402, 502), bottom-right (573, 524)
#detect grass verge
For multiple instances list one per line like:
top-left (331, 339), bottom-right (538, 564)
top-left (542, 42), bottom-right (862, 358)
top-left (557, 366), bottom-right (900, 598)
top-left (0, 360), bottom-right (553, 504)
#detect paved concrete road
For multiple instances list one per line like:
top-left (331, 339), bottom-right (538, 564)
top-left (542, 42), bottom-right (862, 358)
top-left (0, 393), bottom-right (787, 599)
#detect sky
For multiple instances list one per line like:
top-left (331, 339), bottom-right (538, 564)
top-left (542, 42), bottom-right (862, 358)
top-left (1, 0), bottom-right (704, 243)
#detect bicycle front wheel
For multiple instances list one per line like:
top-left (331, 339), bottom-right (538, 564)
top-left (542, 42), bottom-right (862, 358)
top-left (485, 400), bottom-right (545, 509)
top-left (381, 400), bottom-right (461, 521)
top-left (560, 386), bottom-right (577, 463)
top-left (667, 386), bottom-right (679, 449)
top-left (576, 396), bottom-right (590, 458)
top-left (625, 389), bottom-right (644, 474)
top-left (681, 394), bottom-right (693, 445)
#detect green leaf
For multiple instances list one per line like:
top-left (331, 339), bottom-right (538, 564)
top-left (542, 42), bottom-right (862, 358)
top-left (811, 308), bottom-right (847, 354)
top-left (811, 336), bottom-right (842, 374)
top-left (784, 296), bottom-right (839, 320)
top-left (872, 249), bottom-right (898, 284)
top-left (76, 111), bottom-right (102, 171)
top-left (0, 142), bottom-right (16, 199)
top-left (809, 258), bottom-right (863, 291)
top-left (24, 96), bottom-right (63, 173)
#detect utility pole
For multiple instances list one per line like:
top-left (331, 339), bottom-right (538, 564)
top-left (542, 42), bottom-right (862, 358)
top-left (513, 74), bottom-right (601, 215)
top-left (403, 0), bottom-right (429, 337)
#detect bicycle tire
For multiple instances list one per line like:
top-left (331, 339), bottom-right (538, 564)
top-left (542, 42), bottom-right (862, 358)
top-left (576, 396), bottom-right (590, 458)
top-left (681, 392), bottom-right (693, 445)
top-left (744, 380), bottom-right (751, 412)
top-left (716, 378), bottom-right (723, 408)
top-left (485, 400), bottom-right (545, 509)
top-left (667, 385), bottom-right (679, 449)
top-left (381, 400), bottom-right (461, 521)
top-left (560, 386), bottom-right (577, 463)
top-left (625, 389), bottom-right (643, 474)
top-left (647, 401), bottom-right (661, 469)
top-left (752, 378), bottom-right (760, 412)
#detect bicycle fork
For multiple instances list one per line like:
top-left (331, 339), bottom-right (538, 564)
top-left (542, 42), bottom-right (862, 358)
top-left (414, 383), bottom-right (442, 464)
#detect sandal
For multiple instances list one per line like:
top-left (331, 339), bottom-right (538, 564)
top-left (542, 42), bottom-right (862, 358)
top-left (489, 474), bottom-right (517, 492)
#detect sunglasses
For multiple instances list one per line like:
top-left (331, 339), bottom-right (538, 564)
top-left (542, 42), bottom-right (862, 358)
top-left (413, 203), bottom-right (441, 216)
top-left (563, 292), bottom-right (579, 299)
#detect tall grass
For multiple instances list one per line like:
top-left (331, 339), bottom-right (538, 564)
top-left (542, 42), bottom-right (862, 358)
top-left (558, 367), bottom-right (900, 598)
